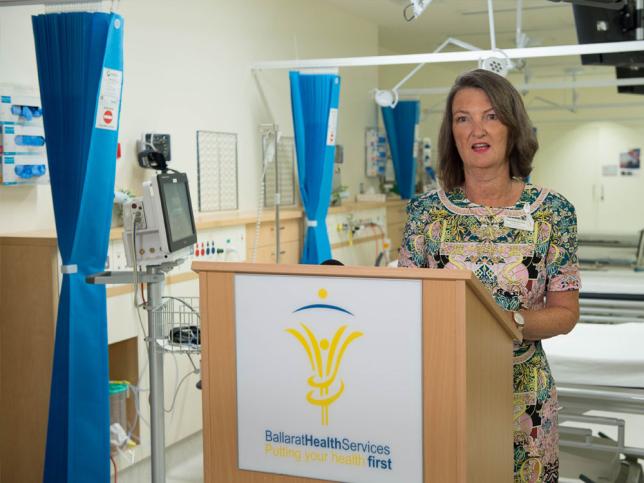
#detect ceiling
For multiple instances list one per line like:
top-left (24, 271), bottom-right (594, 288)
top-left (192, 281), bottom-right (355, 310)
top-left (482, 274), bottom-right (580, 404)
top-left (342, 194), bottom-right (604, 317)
top-left (323, 0), bottom-right (641, 85)
top-left (324, 0), bottom-right (577, 54)
top-left (320, 1), bottom-right (644, 119)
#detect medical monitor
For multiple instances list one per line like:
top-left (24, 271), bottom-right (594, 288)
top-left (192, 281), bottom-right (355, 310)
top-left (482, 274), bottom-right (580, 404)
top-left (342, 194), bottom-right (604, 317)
top-left (122, 171), bottom-right (197, 268)
top-left (572, 1), bottom-right (644, 67)
top-left (156, 172), bottom-right (197, 253)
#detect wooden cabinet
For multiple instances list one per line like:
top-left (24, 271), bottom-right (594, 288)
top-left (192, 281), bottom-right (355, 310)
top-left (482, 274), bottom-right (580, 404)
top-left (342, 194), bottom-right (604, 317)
top-left (0, 236), bottom-right (58, 483)
top-left (246, 218), bottom-right (302, 264)
top-left (386, 200), bottom-right (409, 260)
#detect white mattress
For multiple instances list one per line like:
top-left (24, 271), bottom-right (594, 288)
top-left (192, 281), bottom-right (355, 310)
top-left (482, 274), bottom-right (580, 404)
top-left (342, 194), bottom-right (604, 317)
top-left (543, 322), bottom-right (644, 388)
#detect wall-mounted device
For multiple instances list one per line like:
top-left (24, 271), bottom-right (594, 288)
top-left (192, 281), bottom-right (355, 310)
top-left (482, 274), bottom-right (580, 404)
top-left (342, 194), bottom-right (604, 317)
top-left (137, 133), bottom-right (171, 171)
top-left (0, 92), bottom-right (49, 186)
top-left (123, 171), bottom-right (197, 267)
top-left (570, 0), bottom-right (643, 67)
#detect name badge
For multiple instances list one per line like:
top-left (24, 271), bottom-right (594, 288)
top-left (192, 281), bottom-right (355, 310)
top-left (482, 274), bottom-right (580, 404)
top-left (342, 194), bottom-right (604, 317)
top-left (503, 202), bottom-right (534, 232)
top-left (504, 216), bottom-right (534, 231)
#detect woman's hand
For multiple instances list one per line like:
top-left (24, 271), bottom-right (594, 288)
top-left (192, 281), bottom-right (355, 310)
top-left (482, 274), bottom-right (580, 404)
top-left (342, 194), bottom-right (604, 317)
top-left (516, 290), bottom-right (580, 341)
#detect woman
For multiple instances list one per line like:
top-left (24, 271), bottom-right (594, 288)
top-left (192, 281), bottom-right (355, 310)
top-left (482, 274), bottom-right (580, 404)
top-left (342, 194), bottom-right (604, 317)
top-left (398, 69), bottom-right (580, 482)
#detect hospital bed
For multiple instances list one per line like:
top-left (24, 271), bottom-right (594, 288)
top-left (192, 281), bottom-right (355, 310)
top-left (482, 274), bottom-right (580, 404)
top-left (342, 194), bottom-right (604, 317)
top-left (543, 268), bottom-right (644, 483)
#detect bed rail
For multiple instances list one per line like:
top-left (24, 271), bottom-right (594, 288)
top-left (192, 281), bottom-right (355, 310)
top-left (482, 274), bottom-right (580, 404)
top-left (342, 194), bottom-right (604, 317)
top-left (579, 296), bottom-right (644, 324)
top-left (558, 385), bottom-right (644, 459)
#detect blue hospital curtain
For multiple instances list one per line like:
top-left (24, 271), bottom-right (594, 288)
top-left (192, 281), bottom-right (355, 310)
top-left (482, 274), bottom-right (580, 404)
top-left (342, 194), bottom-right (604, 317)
top-left (381, 100), bottom-right (420, 199)
top-left (32, 12), bottom-right (124, 483)
top-left (289, 71), bottom-right (341, 264)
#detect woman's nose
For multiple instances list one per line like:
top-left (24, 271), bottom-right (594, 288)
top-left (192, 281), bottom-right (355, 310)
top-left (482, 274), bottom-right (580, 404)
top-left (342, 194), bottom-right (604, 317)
top-left (470, 120), bottom-right (486, 137)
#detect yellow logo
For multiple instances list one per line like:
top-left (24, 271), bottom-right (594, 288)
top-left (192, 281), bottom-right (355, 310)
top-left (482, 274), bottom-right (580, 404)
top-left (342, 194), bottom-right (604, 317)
top-left (286, 288), bottom-right (363, 426)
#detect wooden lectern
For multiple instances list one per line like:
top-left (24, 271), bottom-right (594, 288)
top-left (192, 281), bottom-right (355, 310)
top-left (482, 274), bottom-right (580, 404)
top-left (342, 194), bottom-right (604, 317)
top-left (192, 262), bottom-right (520, 483)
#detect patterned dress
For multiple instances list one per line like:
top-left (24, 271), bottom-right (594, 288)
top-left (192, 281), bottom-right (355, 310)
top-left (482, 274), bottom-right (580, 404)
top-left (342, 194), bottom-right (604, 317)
top-left (398, 183), bottom-right (580, 483)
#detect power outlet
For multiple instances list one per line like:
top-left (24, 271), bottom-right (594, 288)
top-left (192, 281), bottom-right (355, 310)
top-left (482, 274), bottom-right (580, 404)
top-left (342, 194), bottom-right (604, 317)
top-left (109, 240), bottom-right (128, 271)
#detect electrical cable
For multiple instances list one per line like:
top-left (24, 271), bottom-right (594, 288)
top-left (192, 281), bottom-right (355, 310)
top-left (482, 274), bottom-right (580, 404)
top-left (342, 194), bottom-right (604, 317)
top-left (403, 3), bottom-right (415, 21)
top-left (129, 215), bottom-right (149, 359)
top-left (131, 214), bottom-right (145, 310)
top-left (171, 351), bottom-right (180, 409)
top-left (110, 455), bottom-right (118, 483)
top-left (186, 352), bottom-right (199, 373)
top-left (124, 211), bottom-right (152, 440)
top-left (128, 383), bottom-right (150, 429)
top-left (161, 296), bottom-right (199, 318)
top-left (164, 370), bottom-right (198, 414)
top-left (123, 384), bottom-right (141, 446)
top-left (125, 205), bottom-right (203, 435)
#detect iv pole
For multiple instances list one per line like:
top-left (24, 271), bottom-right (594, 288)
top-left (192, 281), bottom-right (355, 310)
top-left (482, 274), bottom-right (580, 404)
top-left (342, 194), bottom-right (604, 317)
top-left (87, 260), bottom-right (181, 483)
top-left (259, 123), bottom-right (282, 264)
top-left (274, 127), bottom-right (281, 264)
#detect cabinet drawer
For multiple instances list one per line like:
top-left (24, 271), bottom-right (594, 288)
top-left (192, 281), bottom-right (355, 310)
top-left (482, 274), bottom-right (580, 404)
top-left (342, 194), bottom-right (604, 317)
top-left (247, 219), bottom-right (301, 248)
top-left (254, 240), bottom-right (301, 264)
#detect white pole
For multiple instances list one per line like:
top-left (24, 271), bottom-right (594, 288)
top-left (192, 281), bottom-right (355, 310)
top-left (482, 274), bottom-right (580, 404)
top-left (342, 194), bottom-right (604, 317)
top-left (400, 77), bottom-right (644, 96)
top-left (487, 0), bottom-right (496, 51)
top-left (637, 0), bottom-right (643, 40)
top-left (516, 0), bottom-right (523, 48)
top-left (251, 40), bottom-right (644, 71)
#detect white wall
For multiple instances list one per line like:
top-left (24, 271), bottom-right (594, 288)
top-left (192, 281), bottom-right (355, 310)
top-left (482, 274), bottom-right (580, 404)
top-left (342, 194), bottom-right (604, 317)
top-left (0, 5), bottom-right (55, 232)
top-left (0, 0), bottom-right (380, 235)
top-left (533, 120), bottom-right (644, 235)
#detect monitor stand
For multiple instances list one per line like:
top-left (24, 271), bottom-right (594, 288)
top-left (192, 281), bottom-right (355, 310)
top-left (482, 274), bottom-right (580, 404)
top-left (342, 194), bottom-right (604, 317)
top-left (88, 260), bottom-right (183, 483)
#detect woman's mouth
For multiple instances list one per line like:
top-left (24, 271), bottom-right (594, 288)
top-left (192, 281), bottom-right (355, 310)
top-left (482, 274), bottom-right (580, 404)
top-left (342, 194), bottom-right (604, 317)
top-left (471, 143), bottom-right (490, 153)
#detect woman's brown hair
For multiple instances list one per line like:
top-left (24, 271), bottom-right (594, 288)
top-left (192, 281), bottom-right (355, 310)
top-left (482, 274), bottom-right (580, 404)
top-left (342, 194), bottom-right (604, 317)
top-left (437, 69), bottom-right (538, 192)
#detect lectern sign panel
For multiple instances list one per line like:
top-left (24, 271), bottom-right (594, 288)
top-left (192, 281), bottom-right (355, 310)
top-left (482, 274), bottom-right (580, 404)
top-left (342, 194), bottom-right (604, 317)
top-left (235, 274), bottom-right (423, 483)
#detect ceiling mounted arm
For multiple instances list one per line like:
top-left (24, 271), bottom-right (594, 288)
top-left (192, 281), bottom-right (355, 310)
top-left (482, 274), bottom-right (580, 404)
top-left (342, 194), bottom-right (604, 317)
top-left (373, 37), bottom-right (481, 108)
top-left (403, 0), bottom-right (433, 21)
top-left (547, 0), bottom-right (628, 10)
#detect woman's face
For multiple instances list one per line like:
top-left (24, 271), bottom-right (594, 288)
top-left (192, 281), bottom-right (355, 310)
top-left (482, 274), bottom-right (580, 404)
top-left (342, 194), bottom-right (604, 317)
top-left (451, 87), bottom-right (509, 174)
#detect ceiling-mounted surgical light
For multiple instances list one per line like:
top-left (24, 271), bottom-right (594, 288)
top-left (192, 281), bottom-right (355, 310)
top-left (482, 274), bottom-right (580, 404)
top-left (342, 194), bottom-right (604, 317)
top-left (479, 49), bottom-right (514, 77)
top-left (403, 0), bottom-right (433, 21)
top-left (374, 89), bottom-right (399, 109)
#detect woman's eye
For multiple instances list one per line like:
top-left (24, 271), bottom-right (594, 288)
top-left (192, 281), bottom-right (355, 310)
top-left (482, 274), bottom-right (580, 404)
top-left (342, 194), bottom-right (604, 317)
top-left (455, 115), bottom-right (467, 123)
top-left (487, 112), bottom-right (498, 120)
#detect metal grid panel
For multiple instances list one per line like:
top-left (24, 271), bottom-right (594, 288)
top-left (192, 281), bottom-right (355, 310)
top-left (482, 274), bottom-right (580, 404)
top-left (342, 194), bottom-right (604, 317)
top-left (264, 136), bottom-right (296, 207)
top-left (197, 131), bottom-right (238, 212)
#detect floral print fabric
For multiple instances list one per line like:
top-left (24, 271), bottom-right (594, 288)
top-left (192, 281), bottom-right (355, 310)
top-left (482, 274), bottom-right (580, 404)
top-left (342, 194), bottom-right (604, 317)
top-left (398, 184), bottom-right (580, 482)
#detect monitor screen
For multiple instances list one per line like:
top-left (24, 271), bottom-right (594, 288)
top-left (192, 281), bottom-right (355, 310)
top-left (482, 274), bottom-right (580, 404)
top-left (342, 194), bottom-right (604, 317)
top-left (573, 1), bottom-right (644, 67)
top-left (157, 172), bottom-right (197, 252)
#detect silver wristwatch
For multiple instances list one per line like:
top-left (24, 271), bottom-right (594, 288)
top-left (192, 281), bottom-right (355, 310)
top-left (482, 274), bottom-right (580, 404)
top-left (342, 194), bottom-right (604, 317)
top-left (513, 311), bottom-right (525, 330)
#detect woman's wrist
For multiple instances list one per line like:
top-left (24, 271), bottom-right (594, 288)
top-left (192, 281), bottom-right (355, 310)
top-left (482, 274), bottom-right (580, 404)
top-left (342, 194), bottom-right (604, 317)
top-left (512, 310), bottom-right (526, 332)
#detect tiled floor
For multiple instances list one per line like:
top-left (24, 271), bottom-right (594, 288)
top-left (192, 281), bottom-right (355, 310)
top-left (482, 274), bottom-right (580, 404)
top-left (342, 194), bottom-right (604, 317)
top-left (116, 432), bottom-right (203, 483)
